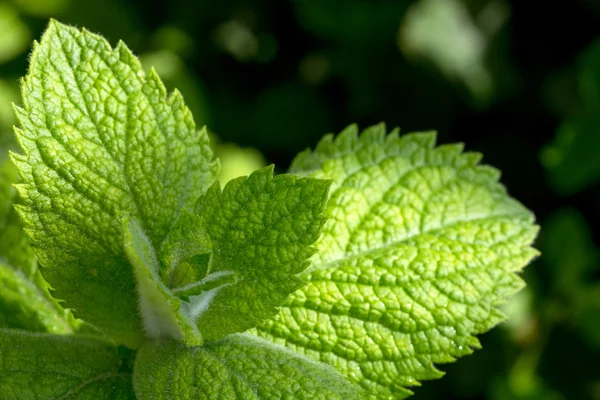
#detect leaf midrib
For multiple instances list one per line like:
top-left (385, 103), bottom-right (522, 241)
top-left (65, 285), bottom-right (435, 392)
top-left (306, 211), bottom-right (530, 276)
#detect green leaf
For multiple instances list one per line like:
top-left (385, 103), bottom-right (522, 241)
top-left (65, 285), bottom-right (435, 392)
top-left (123, 216), bottom-right (201, 346)
top-left (123, 166), bottom-right (328, 346)
top-left (12, 20), bottom-right (217, 346)
top-left (0, 262), bottom-right (73, 333)
top-left (0, 210), bottom-right (36, 278)
top-left (0, 157), bottom-right (73, 334)
top-left (191, 166), bottom-right (330, 341)
top-left (133, 334), bottom-right (364, 400)
top-left (253, 124), bottom-right (539, 399)
top-left (0, 158), bottom-right (36, 277)
top-left (0, 157), bottom-right (18, 233)
top-left (159, 208), bottom-right (212, 290)
top-left (0, 329), bottom-right (135, 399)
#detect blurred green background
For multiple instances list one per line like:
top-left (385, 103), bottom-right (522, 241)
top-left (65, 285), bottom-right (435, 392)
top-left (0, 0), bottom-right (599, 399)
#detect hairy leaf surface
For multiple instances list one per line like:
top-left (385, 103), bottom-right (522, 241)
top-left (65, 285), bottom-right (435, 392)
top-left (191, 166), bottom-right (330, 341)
top-left (134, 334), bottom-right (364, 400)
top-left (11, 20), bottom-right (217, 346)
top-left (123, 216), bottom-right (201, 345)
top-left (253, 124), bottom-right (539, 398)
top-left (0, 329), bottom-right (134, 399)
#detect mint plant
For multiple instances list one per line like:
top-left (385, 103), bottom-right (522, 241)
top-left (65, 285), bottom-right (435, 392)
top-left (0, 20), bottom-right (539, 399)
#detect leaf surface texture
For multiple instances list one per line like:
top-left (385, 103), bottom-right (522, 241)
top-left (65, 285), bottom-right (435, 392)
top-left (253, 124), bottom-right (539, 398)
top-left (134, 334), bottom-right (364, 399)
top-left (0, 329), bottom-right (134, 399)
top-left (12, 20), bottom-right (217, 345)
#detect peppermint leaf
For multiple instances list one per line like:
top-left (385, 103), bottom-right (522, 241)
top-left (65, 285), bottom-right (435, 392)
top-left (0, 329), bottom-right (134, 399)
top-left (133, 334), bottom-right (364, 400)
top-left (191, 166), bottom-right (330, 341)
top-left (11, 20), bottom-right (217, 346)
top-left (253, 124), bottom-right (539, 399)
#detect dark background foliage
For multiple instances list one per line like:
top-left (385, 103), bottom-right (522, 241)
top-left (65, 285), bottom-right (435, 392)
top-left (0, 0), bottom-right (599, 399)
